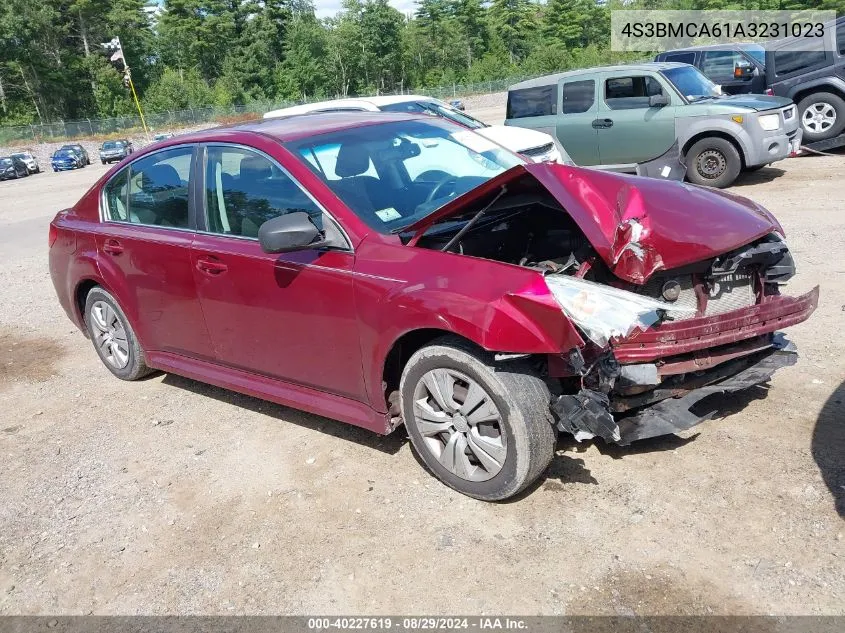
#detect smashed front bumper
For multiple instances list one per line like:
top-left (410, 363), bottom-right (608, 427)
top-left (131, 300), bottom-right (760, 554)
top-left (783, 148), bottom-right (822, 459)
top-left (552, 336), bottom-right (797, 446)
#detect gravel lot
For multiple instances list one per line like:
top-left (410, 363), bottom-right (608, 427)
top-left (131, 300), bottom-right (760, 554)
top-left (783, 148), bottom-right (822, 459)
top-left (0, 103), bottom-right (843, 616)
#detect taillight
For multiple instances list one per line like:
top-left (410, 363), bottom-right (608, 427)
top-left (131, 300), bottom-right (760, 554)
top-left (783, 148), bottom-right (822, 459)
top-left (48, 223), bottom-right (58, 248)
top-left (765, 88), bottom-right (773, 96)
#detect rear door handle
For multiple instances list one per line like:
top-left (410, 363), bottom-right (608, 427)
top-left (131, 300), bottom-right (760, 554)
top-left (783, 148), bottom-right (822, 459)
top-left (196, 256), bottom-right (228, 276)
top-left (103, 238), bottom-right (124, 255)
top-left (592, 118), bottom-right (614, 129)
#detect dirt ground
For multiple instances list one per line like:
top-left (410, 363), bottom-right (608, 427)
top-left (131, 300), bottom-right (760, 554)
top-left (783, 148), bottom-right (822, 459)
top-left (0, 101), bottom-right (843, 616)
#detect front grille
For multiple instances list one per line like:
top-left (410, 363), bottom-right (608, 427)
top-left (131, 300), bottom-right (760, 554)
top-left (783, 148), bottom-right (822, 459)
top-left (705, 273), bottom-right (755, 316)
top-left (637, 273), bottom-right (756, 321)
top-left (520, 142), bottom-right (555, 157)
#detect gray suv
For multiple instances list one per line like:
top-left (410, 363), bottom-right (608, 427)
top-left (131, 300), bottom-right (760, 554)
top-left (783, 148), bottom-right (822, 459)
top-left (766, 17), bottom-right (845, 143)
top-left (98, 139), bottom-right (134, 164)
top-left (506, 63), bottom-right (800, 188)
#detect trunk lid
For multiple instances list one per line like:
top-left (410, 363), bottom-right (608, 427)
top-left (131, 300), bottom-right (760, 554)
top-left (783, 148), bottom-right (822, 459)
top-left (407, 163), bottom-right (782, 284)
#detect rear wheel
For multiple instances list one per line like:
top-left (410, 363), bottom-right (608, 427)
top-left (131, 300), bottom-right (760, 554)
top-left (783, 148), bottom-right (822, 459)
top-left (84, 287), bottom-right (153, 381)
top-left (400, 336), bottom-right (555, 501)
top-left (685, 137), bottom-right (742, 188)
top-left (798, 92), bottom-right (845, 142)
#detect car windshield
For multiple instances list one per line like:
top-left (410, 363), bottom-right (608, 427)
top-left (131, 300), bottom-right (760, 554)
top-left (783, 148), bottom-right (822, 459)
top-left (0, 158), bottom-right (12, 166)
top-left (102, 141), bottom-right (119, 149)
top-left (55, 151), bottom-right (74, 158)
top-left (288, 119), bottom-right (522, 234)
top-left (661, 65), bottom-right (722, 101)
top-left (11, 153), bottom-right (29, 160)
top-left (380, 100), bottom-right (487, 130)
top-left (741, 44), bottom-right (766, 66)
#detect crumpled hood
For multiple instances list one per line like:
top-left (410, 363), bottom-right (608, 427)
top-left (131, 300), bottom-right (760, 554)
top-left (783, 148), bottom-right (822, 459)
top-left (407, 163), bottom-right (782, 284)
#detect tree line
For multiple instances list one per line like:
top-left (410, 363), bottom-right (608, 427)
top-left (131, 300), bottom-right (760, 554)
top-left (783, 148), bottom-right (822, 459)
top-left (0, 0), bottom-right (842, 126)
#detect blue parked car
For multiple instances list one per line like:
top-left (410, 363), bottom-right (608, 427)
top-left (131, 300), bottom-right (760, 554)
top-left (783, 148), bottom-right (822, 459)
top-left (51, 149), bottom-right (82, 172)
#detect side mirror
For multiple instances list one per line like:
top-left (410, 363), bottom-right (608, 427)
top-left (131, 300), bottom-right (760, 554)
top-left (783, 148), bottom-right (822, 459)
top-left (649, 93), bottom-right (670, 107)
top-left (258, 212), bottom-right (326, 254)
top-left (734, 63), bottom-right (754, 80)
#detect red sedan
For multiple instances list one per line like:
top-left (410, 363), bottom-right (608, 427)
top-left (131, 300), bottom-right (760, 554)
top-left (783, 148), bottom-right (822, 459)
top-left (49, 112), bottom-right (818, 500)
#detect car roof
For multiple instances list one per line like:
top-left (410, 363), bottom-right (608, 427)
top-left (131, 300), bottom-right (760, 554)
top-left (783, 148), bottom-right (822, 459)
top-left (263, 95), bottom-right (438, 118)
top-left (658, 42), bottom-right (765, 54)
top-left (509, 62), bottom-right (689, 90)
top-left (766, 15), bottom-right (843, 50)
top-left (175, 111), bottom-right (429, 144)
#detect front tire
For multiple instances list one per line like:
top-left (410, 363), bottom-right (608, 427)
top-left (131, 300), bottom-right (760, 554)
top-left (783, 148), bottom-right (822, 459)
top-left (84, 287), bottom-right (153, 381)
top-left (798, 92), bottom-right (845, 142)
top-left (685, 137), bottom-right (742, 188)
top-left (400, 336), bottom-right (556, 501)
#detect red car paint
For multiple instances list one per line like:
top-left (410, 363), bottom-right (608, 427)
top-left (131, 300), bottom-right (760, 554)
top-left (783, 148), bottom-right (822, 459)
top-left (48, 113), bottom-right (817, 437)
top-left (408, 163), bottom-right (784, 284)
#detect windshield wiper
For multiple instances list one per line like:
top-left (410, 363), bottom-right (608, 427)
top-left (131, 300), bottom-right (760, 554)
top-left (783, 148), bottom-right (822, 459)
top-left (440, 185), bottom-right (507, 252)
top-left (391, 182), bottom-right (508, 237)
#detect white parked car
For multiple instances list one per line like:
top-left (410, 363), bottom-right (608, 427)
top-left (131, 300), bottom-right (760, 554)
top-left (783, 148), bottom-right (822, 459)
top-left (263, 95), bottom-right (568, 164)
top-left (10, 151), bottom-right (40, 174)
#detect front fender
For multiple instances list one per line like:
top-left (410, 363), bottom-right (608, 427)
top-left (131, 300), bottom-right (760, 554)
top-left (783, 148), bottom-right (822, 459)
top-left (352, 242), bottom-right (584, 412)
top-left (679, 118), bottom-right (753, 163)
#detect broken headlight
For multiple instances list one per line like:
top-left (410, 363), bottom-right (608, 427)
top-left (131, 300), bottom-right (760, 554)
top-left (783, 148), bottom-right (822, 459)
top-left (544, 275), bottom-right (695, 347)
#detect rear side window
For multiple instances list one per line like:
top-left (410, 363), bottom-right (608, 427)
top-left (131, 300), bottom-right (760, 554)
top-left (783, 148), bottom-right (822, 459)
top-left (561, 80), bottom-right (595, 114)
top-left (838, 21), bottom-right (845, 55)
top-left (104, 170), bottom-right (129, 221)
top-left (663, 52), bottom-right (696, 65)
top-left (604, 76), bottom-right (665, 110)
top-left (773, 48), bottom-right (827, 75)
top-left (205, 146), bottom-right (324, 238)
top-left (507, 85), bottom-right (558, 119)
top-left (103, 147), bottom-right (193, 227)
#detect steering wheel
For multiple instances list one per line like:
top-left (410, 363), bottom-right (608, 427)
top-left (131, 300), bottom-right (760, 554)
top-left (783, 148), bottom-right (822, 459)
top-left (425, 174), bottom-right (458, 203)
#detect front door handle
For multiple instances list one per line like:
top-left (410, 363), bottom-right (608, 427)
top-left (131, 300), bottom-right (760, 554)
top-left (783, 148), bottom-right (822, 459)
top-left (592, 118), bottom-right (614, 129)
top-left (196, 256), bottom-right (228, 276)
top-left (103, 238), bottom-right (124, 255)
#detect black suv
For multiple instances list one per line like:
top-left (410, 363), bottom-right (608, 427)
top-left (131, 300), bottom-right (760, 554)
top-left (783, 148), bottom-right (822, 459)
top-left (766, 17), bottom-right (845, 143)
top-left (655, 44), bottom-right (767, 95)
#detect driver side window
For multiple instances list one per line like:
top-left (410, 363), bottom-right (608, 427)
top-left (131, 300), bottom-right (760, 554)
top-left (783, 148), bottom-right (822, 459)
top-left (205, 146), bottom-right (325, 238)
top-left (604, 76), bottom-right (665, 110)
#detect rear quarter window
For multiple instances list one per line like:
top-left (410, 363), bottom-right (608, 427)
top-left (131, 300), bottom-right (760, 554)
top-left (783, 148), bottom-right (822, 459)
top-left (507, 85), bottom-right (558, 119)
top-left (773, 46), bottom-right (827, 76)
top-left (662, 52), bottom-right (696, 65)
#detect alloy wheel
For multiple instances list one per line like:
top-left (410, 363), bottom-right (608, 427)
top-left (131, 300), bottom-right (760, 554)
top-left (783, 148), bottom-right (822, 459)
top-left (802, 102), bottom-right (837, 135)
top-left (412, 368), bottom-right (507, 482)
top-left (89, 301), bottom-right (131, 369)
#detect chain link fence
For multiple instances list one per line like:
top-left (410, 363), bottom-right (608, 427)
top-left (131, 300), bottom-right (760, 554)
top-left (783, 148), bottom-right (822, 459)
top-left (0, 76), bottom-right (532, 146)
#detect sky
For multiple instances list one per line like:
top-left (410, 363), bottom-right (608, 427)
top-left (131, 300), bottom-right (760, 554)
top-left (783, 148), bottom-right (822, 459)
top-left (314, 0), bottom-right (418, 19)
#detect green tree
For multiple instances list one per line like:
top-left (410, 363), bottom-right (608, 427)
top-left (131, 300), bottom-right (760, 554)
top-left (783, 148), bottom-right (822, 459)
top-left (143, 67), bottom-right (213, 112)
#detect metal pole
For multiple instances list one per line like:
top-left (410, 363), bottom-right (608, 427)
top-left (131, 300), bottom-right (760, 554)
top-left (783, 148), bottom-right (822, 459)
top-left (117, 37), bottom-right (150, 141)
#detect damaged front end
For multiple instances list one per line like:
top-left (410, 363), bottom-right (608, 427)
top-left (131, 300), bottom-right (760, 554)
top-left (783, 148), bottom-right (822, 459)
top-left (406, 162), bottom-right (818, 445)
top-left (551, 335), bottom-right (800, 446)
top-left (543, 238), bottom-right (818, 444)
